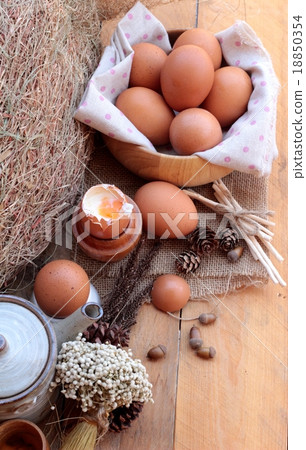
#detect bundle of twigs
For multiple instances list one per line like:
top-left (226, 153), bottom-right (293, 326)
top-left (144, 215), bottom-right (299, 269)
top-left (183, 179), bottom-right (286, 286)
top-left (0, 0), bottom-right (101, 288)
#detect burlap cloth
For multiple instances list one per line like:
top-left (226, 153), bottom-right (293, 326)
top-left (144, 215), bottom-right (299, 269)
top-left (73, 139), bottom-right (269, 301)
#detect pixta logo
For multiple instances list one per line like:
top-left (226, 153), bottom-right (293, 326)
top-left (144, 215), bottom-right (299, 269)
top-left (45, 205), bottom-right (90, 250)
top-left (45, 207), bottom-right (240, 249)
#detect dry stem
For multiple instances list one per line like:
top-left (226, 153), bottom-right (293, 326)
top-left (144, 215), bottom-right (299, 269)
top-left (183, 179), bottom-right (286, 287)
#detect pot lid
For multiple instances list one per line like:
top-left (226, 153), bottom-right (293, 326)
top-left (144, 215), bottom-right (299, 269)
top-left (0, 299), bottom-right (50, 398)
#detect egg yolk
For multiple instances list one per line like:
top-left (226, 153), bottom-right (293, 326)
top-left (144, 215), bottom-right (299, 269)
top-left (98, 197), bottom-right (123, 219)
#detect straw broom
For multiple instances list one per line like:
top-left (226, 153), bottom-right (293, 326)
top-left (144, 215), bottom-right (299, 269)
top-left (60, 420), bottom-right (98, 450)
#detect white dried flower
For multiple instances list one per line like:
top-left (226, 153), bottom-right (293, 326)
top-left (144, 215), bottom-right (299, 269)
top-left (50, 333), bottom-right (153, 413)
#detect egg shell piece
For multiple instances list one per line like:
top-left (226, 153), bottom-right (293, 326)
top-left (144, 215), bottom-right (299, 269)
top-left (115, 87), bottom-right (175, 146)
top-left (134, 181), bottom-right (198, 239)
top-left (151, 274), bottom-right (191, 312)
top-left (34, 260), bottom-right (90, 318)
top-left (201, 66), bottom-right (253, 128)
top-left (160, 44), bottom-right (214, 112)
top-left (173, 28), bottom-right (222, 70)
top-left (169, 108), bottom-right (223, 155)
top-left (129, 42), bottom-right (168, 92)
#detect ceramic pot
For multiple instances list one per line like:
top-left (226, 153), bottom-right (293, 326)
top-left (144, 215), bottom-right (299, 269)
top-left (0, 419), bottom-right (50, 450)
top-left (0, 295), bottom-right (103, 423)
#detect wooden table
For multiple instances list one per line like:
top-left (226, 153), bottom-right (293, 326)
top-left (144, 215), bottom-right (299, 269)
top-left (38, 1), bottom-right (287, 448)
top-left (99, 1), bottom-right (288, 449)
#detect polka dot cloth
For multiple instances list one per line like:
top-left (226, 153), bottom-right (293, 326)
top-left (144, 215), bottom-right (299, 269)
top-left (74, 2), bottom-right (280, 178)
top-left (75, 2), bottom-right (171, 148)
top-left (197, 21), bottom-right (280, 176)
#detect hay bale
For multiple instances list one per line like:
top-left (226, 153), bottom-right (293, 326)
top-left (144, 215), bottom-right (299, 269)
top-left (0, 0), bottom-right (101, 288)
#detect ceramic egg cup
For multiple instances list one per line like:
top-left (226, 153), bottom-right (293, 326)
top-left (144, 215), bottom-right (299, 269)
top-left (72, 196), bottom-right (143, 262)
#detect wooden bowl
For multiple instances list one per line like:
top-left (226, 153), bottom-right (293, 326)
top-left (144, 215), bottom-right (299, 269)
top-left (0, 419), bottom-right (50, 450)
top-left (103, 29), bottom-right (232, 187)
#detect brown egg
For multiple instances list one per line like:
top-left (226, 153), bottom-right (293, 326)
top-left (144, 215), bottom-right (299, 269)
top-left (173, 28), bottom-right (222, 70)
top-left (169, 108), bottom-right (223, 155)
top-left (34, 260), bottom-right (90, 318)
top-left (129, 42), bottom-right (168, 91)
top-left (201, 66), bottom-right (253, 128)
top-left (115, 87), bottom-right (175, 145)
top-left (160, 44), bottom-right (214, 111)
top-left (134, 181), bottom-right (198, 238)
top-left (151, 274), bottom-right (190, 312)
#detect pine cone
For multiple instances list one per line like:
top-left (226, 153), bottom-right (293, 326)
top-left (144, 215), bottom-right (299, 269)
top-left (188, 227), bottom-right (218, 255)
top-left (83, 321), bottom-right (130, 347)
top-left (218, 228), bottom-right (239, 252)
top-left (108, 401), bottom-right (144, 433)
top-left (176, 250), bottom-right (201, 274)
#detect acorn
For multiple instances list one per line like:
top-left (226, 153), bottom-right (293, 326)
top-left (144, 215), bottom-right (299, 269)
top-left (227, 246), bottom-right (244, 262)
top-left (196, 346), bottom-right (216, 359)
top-left (167, 311), bottom-right (217, 325)
top-left (189, 325), bottom-right (203, 350)
top-left (198, 312), bottom-right (217, 325)
top-left (147, 345), bottom-right (167, 360)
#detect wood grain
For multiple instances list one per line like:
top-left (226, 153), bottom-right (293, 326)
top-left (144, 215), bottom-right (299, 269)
top-left (99, 0), bottom-right (288, 449)
top-left (174, 0), bottom-right (288, 449)
top-left (100, 0), bottom-right (198, 47)
top-left (103, 135), bottom-right (232, 187)
top-left (100, 303), bottom-right (181, 449)
top-left (44, 0), bottom-right (287, 448)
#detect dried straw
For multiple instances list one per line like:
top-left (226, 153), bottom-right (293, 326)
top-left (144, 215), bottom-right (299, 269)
top-left (60, 420), bottom-right (98, 450)
top-left (0, 0), bottom-right (102, 288)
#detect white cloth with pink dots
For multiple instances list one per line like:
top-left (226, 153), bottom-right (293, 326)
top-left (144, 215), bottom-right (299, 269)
top-left (74, 1), bottom-right (280, 177)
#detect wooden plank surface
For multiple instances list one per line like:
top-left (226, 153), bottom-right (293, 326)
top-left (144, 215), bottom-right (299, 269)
top-left (36, 1), bottom-right (287, 448)
top-left (174, 1), bottom-right (288, 448)
top-left (101, 304), bottom-right (181, 449)
top-left (98, 0), bottom-right (288, 449)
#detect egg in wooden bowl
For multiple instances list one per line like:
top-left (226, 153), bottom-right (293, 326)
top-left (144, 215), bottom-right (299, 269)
top-left (103, 29), bottom-right (233, 187)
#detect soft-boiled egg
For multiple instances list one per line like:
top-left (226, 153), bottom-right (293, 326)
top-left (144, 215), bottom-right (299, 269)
top-left (80, 184), bottom-right (134, 239)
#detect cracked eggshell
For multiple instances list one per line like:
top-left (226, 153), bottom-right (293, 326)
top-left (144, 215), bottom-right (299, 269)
top-left (80, 184), bottom-right (133, 239)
